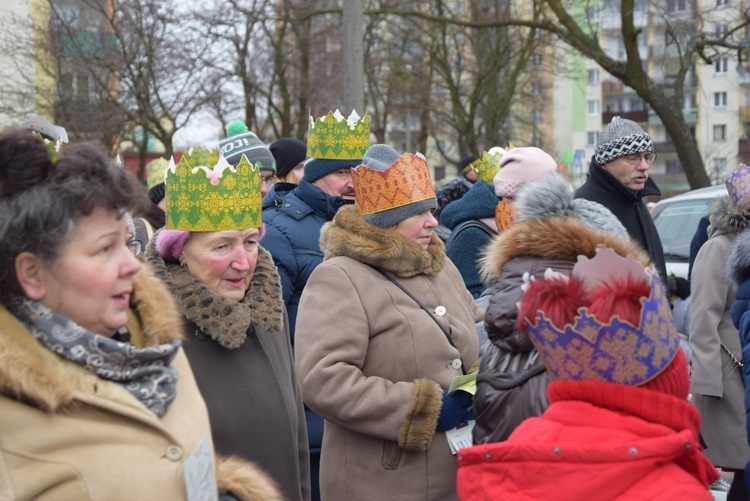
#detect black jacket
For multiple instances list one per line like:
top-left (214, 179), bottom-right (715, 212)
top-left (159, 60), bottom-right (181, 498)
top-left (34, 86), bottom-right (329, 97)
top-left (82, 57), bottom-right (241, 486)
top-left (575, 159), bottom-right (668, 289)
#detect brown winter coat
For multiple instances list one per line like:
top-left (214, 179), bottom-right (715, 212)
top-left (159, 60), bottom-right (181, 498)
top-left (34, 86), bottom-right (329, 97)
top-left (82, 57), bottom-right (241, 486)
top-left (0, 266), bottom-right (280, 501)
top-left (690, 196), bottom-right (750, 469)
top-left (295, 205), bottom-right (483, 501)
top-left (473, 216), bottom-right (652, 444)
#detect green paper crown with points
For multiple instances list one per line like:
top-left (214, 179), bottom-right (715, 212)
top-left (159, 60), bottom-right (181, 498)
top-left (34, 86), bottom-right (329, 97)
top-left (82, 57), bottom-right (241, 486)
top-left (166, 148), bottom-right (262, 232)
top-left (147, 157), bottom-right (169, 189)
top-left (306, 110), bottom-right (370, 160)
top-left (36, 133), bottom-right (66, 162)
top-left (472, 150), bottom-right (504, 184)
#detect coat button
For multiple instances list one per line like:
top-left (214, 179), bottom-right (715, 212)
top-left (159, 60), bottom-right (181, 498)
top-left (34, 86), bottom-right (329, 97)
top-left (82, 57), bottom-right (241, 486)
top-left (165, 445), bottom-right (183, 461)
top-left (450, 359), bottom-right (462, 370)
top-left (285, 203), bottom-right (291, 207)
top-left (629, 447), bottom-right (638, 456)
top-left (553, 447), bottom-right (561, 455)
top-left (435, 306), bottom-right (446, 316)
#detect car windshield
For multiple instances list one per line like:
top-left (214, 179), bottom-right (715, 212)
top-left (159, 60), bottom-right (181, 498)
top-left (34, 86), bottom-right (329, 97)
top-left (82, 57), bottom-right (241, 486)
top-left (652, 199), bottom-right (713, 261)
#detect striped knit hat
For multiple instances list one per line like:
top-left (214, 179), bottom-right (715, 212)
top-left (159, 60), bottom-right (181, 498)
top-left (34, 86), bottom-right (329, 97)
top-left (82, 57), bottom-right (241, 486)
top-left (219, 121), bottom-right (276, 172)
top-left (594, 116), bottom-right (654, 166)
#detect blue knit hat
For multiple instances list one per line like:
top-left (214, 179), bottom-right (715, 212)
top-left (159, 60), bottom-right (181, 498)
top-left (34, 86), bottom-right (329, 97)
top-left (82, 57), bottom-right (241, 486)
top-left (303, 157), bottom-right (361, 183)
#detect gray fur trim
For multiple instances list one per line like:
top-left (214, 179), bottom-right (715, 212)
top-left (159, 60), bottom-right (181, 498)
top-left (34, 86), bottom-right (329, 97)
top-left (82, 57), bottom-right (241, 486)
top-left (726, 228), bottom-right (750, 285)
top-left (710, 196), bottom-right (750, 235)
top-left (515, 173), bottom-right (627, 238)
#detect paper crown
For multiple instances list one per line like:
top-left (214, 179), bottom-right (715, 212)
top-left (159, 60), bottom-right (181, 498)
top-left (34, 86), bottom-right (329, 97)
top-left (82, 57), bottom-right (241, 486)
top-left (147, 157), bottom-right (169, 190)
top-left (495, 198), bottom-right (516, 232)
top-left (522, 246), bottom-right (679, 386)
top-left (726, 164), bottom-right (750, 209)
top-left (165, 148), bottom-right (262, 232)
top-left (472, 147), bottom-right (507, 184)
top-left (353, 152), bottom-right (436, 216)
top-left (306, 110), bottom-right (370, 160)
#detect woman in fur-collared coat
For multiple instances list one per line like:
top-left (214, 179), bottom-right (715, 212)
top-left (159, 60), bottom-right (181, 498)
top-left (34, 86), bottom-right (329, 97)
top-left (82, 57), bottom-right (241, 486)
top-left (295, 146), bottom-right (483, 501)
top-left (690, 194), bottom-right (750, 476)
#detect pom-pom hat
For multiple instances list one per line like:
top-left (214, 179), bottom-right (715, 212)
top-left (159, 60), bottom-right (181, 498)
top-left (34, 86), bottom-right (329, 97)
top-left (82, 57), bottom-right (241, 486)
top-left (219, 121), bottom-right (276, 172)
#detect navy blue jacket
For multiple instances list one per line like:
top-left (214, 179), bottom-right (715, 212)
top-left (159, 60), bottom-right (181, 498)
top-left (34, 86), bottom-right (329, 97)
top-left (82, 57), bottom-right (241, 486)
top-left (262, 179), bottom-right (351, 345)
top-left (441, 181), bottom-right (498, 298)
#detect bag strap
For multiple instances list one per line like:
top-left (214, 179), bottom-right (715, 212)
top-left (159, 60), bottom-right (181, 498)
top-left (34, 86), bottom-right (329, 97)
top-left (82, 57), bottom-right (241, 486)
top-left (445, 219), bottom-right (496, 249)
top-left (374, 268), bottom-right (466, 375)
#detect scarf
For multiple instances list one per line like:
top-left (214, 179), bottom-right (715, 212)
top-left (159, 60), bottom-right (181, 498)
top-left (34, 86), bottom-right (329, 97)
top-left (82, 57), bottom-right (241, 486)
top-left (11, 298), bottom-right (180, 417)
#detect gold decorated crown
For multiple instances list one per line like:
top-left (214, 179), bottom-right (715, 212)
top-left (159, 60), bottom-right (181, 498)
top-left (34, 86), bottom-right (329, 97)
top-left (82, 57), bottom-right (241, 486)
top-left (472, 148), bottom-right (507, 184)
top-left (147, 157), bottom-right (169, 189)
top-left (727, 164), bottom-right (750, 209)
top-left (165, 148), bottom-right (262, 232)
top-left (353, 152), bottom-right (435, 216)
top-left (306, 110), bottom-right (370, 160)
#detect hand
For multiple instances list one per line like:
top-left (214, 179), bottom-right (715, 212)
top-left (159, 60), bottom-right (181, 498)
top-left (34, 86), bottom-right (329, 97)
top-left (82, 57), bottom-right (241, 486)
top-left (669, 275), bottom-right (691, 300)
top-left (436, 390), bottom-right (474, 431)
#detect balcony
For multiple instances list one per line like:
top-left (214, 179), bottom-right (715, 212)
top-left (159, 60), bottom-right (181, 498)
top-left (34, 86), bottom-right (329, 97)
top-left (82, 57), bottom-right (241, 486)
top-left (648, 109), bottom-right (697, 126)
top-left (740, 138), bottom-right (750, 156)
top-left (653, 142), bottom-right (677, 154)
top-left (602, 110), bottom-right (648, 124)
top-left (602, 80), bottom-right (625, 93)
top-left (741, 107), bottom-right (750, 121)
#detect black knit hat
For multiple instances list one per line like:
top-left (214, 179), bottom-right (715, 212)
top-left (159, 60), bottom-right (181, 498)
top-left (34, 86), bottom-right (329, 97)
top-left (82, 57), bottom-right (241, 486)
top-left (270, 137), bottom-right (307, 178)
top-left (460, 154), bottom-right (479, 173)
top-left (594, 116), bottom-right (654, 165)
top-left (148, 183), bottom-right (165, 205)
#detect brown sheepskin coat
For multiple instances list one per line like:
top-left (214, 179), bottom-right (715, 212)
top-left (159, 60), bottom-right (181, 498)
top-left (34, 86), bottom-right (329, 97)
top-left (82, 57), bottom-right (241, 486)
top-left (295, 206), bottom-right (483, 501)
top-left (0, 266), bottom-right (281, 501)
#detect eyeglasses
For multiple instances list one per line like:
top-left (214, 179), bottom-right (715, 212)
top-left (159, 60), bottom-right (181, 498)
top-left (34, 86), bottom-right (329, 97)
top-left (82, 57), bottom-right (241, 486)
top-left (623, 153), bottom-right (657, 165)
top-left (126, 239), bottom-right (143, 257)
top-left (260, 175), bottom-right (276, 186)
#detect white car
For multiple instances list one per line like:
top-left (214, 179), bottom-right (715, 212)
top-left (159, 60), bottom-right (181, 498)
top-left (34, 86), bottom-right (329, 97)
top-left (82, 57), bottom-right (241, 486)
top-left (650, 184), bottom-right (727, 279)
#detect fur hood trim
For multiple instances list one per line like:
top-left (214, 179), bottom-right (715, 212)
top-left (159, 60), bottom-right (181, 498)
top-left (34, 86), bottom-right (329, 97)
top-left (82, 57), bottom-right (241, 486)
top-left (480, 216), bottom-right (651, 282)
top-left (321, 205), bottom-right (445, 278)
top-left (145, 239), bottom-right (285, 349)
top-left (726, 229), bottom-right (750, 286)
top-left (0, 266), bottom-right (184, 413)
top-left (710, 196), bottom-right (750, 236)
top-left (216, 454), bottom-right (284, 501)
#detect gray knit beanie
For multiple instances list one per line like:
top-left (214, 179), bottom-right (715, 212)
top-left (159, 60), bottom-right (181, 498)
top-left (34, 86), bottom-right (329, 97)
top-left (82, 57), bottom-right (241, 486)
top-left (219, 120), bottom-right (276, 171)
top-left (515, 172), bottom-right (628, 239)
top-left (594, 116), bottom-right (654, 166)
top-left (358, 144), bottom-right (438, 228)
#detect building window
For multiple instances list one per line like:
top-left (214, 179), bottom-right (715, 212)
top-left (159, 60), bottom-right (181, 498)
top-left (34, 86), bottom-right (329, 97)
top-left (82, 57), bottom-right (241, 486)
top-left (715, 58), bottom-right (728, 74)
top-left (713, 124), bottom-right (727, 140)
top-left (531, 54), bottom-right (542, 66)
top-left (587, 5), bottom-right (599, 20)
top-left (531, 109), bottom-right (542, 123)
top-left (714, 92), bottom-right (728, 107)
top-left (531, 82), bottom-right (542, 96)
top-left (715, 24), bottom-right (729, 38)
top-left (587, 99), bottom-right (600, 115)
top-left (434, 165), bottom-right (446, 181)
top-left (587, 69), bottom-right (600, 85)
top-left (667, 0), bottom-right (687, 11)
top-left (587, 131), bottom-right (599, 146)
top-left (713, 158), bottom-right (727, 179)
top-left (634, 0), bottom-right (648, 11)
top-left (716, 0), bottom-right (729, 6)
top-left (666, 160), bottom-right (684, 174)
top-left (456, 1), bottom-right (465, 14)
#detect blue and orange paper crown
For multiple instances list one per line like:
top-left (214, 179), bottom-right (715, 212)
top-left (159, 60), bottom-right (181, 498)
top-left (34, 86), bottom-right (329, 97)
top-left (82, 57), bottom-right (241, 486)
top-left (522, 247), bottom-right (679, 386)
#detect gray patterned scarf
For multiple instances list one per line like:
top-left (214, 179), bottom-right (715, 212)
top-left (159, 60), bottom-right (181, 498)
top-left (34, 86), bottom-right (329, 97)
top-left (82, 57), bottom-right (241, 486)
top-left (11, 298), bottom-right (180, 417)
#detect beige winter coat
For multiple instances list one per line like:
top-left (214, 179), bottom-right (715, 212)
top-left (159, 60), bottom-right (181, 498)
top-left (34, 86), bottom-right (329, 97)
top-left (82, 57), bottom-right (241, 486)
top-left (690, 196), bottom-right (750, 469)
top-left (295, 206), bottom-right (482, 501)
top-left (0, 266), bottom-right (280, 501)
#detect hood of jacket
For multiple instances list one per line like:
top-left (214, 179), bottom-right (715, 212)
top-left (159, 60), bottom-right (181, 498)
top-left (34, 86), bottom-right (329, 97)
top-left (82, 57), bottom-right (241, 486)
top-left (440, 180), bottom-right (499, 230)
top-left (0, 265), bottom-right (184, 413)
top-left (727, 227), bottom-right (750, 286)
top-left (263, 178), bottom-right (350, 221)
top-left (145, 236), bottom-right (285, 349)
top-left (709, 195), bottom-right (750, 239)
top-left (480, 216), bottom-right (651, 282)
top-left (320, 205), bottom-right (446, 278)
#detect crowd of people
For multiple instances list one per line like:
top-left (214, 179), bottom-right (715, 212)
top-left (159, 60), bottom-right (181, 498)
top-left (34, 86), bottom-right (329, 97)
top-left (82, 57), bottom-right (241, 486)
top-left (0, 110), bottom-right (748, 501)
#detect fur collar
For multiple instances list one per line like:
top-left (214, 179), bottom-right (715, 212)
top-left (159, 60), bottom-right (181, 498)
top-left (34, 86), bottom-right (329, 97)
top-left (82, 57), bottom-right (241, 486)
top-left (145, 242), bottom-right (284, 349)
top-left (480, 216), bottom-right (651, 281)
top-left (321, 205), bottom-right (445, 277)
top-left (0, 267), bottom-right (184, 412)
top-left (726, 226), bottom-right (750, 286)
top-left (709, 196), bottom-right (750, 236)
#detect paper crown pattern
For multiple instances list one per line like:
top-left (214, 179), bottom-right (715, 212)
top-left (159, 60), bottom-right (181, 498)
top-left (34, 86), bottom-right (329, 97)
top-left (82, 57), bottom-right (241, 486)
top-left (353, 152), bottom-right (436, 216)
top-left (726, 164), bottom-right (750, 209)
top-left (306, 110), bottom-right (370, 160)
top-left (37, 133), bottom-right (66, 162)
top-left (523, 246), bottom-right (679, 386)
top-left (165, 148), bottom-right (262, 232)
top-left (472, 148), bottom-right (507, 184)
top-left (495, 198), bottom-right (517, 232)
top-left (147, 157), bottom-right (169, 190)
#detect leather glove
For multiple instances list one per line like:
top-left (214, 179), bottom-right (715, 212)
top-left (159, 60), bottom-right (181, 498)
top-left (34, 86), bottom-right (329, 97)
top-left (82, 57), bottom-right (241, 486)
top-left (436, 390), bottom-right (474, 431)
top-left (669, 275), bottom-right (691, 300)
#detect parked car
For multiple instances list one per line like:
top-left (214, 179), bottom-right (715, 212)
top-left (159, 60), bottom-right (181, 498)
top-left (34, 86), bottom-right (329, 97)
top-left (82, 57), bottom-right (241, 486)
top-left (651, 184), bottom-right (727, 279)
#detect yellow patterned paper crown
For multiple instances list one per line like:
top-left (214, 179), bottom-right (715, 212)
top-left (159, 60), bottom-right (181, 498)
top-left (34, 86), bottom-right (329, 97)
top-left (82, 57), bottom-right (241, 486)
top-left (165, 148), bottom-right (262, 232)
top-left (147, 157), bottom-right (169, 189)
top-left (727, 164), bottom-right (750, 209)
top-left (522, 247), bottom-right (679, 386)
top-left (353, 152), bottom-right (435, 215)
top-left (306, 110), bottom-right (370, 159)
top-left (472, 148), bottom-right (506, 184)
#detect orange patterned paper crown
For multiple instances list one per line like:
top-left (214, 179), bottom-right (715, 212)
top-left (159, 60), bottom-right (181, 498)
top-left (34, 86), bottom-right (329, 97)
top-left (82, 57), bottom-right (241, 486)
top-left (353, 153), bottom-right (436, 216)
top-left (727, 164), bottom-right (750, 209)
top-left (495, 198), bottom-right (517, 231)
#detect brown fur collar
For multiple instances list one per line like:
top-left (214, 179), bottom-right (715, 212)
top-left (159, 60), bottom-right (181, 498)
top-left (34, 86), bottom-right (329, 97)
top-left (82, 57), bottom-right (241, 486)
top-left (146, 244), bottom-right (284, 349)
top-left (480, 216), bottom-right (652, 281)
top-left (0, 267), bottom-right (184, 412)
top-left (321, 205), bottom-right (445, 278)
top-left (709, 196), bottom-right (750, 236)
top-left (216, 454), bottom-right (283, 501)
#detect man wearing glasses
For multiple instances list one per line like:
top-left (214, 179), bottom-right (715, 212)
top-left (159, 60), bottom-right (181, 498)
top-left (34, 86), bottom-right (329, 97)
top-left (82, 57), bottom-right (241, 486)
top-left (576, 116), bottom-right (669, 290)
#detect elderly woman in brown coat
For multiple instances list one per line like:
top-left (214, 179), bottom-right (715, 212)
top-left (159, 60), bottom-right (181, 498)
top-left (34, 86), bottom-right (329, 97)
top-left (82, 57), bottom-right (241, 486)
top-left (0, 130), bottom-right (279, 500)
top-left (295, 145), bottom-right (483, 501)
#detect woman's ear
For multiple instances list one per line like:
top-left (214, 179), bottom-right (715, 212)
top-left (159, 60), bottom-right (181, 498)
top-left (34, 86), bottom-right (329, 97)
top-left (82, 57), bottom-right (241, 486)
top-left (15, 252), bottom-right (47, 300)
